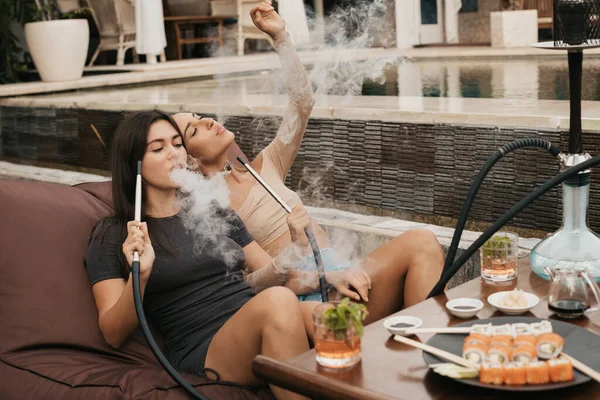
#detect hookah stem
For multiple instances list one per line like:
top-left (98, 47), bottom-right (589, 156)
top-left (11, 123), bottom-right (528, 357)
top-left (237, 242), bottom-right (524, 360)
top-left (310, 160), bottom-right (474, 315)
top-left (236, 157), bottom-right (328, 302)
top-left (443, 139), bottom-right (560, 275)
top-left (428, 154), bottom-right (600, 298)
top-left (568, 50), bottom-right (583, 154)
top-left (131, 161), bottom-right (210, 400)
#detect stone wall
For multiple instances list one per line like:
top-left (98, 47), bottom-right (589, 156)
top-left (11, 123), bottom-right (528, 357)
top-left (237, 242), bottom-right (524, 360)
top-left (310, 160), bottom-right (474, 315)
top-left (3, 105), bottom-right (600, 234)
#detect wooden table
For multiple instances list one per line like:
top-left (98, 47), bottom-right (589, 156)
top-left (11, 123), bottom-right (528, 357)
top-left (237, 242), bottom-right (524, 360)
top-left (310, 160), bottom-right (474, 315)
top-left (253, 259), bottom-right (600, 399)
top-left (164, 16), bottom-right (236, 60)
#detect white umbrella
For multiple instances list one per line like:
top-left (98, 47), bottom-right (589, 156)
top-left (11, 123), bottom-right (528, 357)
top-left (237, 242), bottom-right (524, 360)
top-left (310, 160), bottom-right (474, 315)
top-left (135, 0), bottom-right (167, 64)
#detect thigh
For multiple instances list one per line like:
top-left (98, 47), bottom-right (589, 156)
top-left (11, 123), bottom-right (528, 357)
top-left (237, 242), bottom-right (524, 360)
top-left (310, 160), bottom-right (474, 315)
top-left (203, 292), bottom-right (271, 386)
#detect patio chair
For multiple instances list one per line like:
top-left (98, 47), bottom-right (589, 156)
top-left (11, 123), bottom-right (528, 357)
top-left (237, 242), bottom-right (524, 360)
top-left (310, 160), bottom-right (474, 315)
top-left (85, 0), bottom-right (165, 66)
top-left (235, 0), bottom-right (273, 55)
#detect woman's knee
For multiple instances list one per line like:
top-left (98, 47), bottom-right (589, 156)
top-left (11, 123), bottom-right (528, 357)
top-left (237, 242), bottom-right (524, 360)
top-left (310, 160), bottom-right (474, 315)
top-left (256, 287), bottom-right (303, 323)
top-left (405, 229), bottom-right (443, 254)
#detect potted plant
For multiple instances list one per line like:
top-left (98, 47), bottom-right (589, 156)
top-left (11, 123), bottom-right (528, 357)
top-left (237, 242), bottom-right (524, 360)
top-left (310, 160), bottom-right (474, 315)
top-left (490, 0), bottom-right (538, 48)
top-left (25, 0), bottom-right (91, 82)
top-left (312, 297), bottom-right (368, 369)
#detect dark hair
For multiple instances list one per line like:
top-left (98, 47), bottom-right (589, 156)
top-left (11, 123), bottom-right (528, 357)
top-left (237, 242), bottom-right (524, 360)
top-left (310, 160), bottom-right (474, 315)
top-left (97, 110), bottom-right (185, 276)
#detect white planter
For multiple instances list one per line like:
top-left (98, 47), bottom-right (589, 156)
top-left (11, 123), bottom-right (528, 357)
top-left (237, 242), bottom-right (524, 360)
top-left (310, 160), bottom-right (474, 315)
top-left (25, 19), bottom-right (89, 82)
top-left (490, 10), bottom-right (538, 48)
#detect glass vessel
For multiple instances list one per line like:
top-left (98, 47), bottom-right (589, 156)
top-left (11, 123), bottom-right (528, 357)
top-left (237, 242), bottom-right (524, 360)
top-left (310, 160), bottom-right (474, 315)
top-left (531, 154), bottom-right (600, 280)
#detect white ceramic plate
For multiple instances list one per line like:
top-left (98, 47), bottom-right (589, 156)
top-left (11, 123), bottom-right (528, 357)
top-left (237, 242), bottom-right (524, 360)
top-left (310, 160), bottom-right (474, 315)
top-left (445, 298), bottom-right (484, 319)
top-left (383, 316), bottom-right (423, 337)
top-left (487, 291), bottom-right (540, 315)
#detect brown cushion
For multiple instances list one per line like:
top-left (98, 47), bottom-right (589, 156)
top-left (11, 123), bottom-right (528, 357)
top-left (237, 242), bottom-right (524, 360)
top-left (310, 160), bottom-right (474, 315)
top-left (0, 180), bottom-right (273, 400)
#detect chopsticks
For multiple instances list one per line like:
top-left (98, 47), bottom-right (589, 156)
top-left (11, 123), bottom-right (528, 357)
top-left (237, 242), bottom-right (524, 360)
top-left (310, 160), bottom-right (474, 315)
top-left (560, 353), bottom-right (600, 384)
top-left (403, 327), bottom-right (471, 335)
top-left (393, 334), bottom-right (480, 370)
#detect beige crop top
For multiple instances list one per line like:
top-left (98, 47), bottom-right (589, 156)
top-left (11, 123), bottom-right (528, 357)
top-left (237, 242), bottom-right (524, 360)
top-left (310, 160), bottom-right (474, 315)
top-left (237, 140), bottom-right (304, 248)
top-left (236, 33), bottom-right (314, 248)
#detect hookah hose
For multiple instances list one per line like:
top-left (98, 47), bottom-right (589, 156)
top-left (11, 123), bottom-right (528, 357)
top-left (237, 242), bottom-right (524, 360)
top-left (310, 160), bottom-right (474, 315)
top-left (428, 153), bottom-right (600, 298)
top-left (236, 156), bottom-right (329, 302)
top-left (443, 139), bottom-right (561, 277)
top-left (131, 161), bottom-right (243, 400)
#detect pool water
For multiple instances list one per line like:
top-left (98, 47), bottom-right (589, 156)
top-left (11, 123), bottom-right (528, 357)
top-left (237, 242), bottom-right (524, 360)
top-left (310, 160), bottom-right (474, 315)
top-left (361, 58), bottom-right (600, 101)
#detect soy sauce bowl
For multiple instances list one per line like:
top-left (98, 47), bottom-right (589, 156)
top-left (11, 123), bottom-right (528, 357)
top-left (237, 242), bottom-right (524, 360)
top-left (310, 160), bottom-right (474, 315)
top-left (445, 298), bottom-right (484, 319)
top-left (383, 316), bottom-right (423, 337)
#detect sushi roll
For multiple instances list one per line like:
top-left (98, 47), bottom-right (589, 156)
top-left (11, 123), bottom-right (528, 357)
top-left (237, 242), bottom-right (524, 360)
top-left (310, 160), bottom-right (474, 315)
top-left (492, 324), bottom-right (514, 337)
top-left (471, 323), bottom-right (493, 336)
top-left (548, 358), bottom-right (574, 382)
top-left (490, 334), bottom-right (513, 348)
top-left (526, 361), bottom-right (550, 384)
top-left (512, 323), bottom-right (531, 336)
top-left (531, 320), bottom-right (553, 337)
top-left (463, 343), bottom-right (487, 364)
top-left (480, 362), bottom-right (505, 385)
top-left (464, 333), bottom-right (492, 347)
top-left (511, 344), bottom-right (537, 364)
top-left (514, 334), bottom-right (537, 347)
top-left (487, 345), bottom-right (512, 364)
top-left (536, 333), bottom-right (564, 359)
top-left (504, 362), bottom-right (527, 385)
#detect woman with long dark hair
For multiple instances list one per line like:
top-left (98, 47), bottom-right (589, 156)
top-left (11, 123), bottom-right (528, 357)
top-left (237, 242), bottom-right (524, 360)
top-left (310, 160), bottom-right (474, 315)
top-left (85, 109), bottom-right (310, 400)
top-left (173, 1), bottom-right (445, 323)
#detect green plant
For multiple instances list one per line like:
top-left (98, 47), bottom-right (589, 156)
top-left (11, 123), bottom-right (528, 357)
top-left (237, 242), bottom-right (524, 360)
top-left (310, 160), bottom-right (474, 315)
top-left (34, 0), bottom-right (91, 21)
top-left (0, 0), bottom-right (36, 83)
top-left (482, 234), bottom-right (514, 258)
top-left (323, 297), bottom-right (368, 340)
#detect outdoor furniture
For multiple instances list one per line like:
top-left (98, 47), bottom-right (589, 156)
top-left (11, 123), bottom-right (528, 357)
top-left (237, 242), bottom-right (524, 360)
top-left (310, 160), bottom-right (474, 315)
top-left (253, 258), bottom-right (600, 399)
top-left (164, 15), bottom-right (235, 60)
top-left (84, 0), bottom-right (138, 66)
top-left (0, 179), bottom-right (274, 399)
top-left (234, 0), bottom-right (273, 56)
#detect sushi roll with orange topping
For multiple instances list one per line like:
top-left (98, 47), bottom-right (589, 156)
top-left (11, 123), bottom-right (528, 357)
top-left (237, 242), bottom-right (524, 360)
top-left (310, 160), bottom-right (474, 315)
top-left (504, 362), bottom-right (527, 385)
top-left (487, 345), bottom-right (512, 364)
top-left (480, 362), bottom-right (505, 385)
top-left (536, 333), bottom-right (564, 359)
top-left (548, 358), bottom-right (574, 382)
top-left (463, 343), bottom-right (488, 364)
top-left (464, 333), bottom-right (491, 347)
top-left (511, 344), bottom-right (537, 364)
top-left (526, 361), bottom-right (550, 384)
top-left (514, 334), bottom-right (537, 347)
top-left (490, 334), bottom-right (513, 348)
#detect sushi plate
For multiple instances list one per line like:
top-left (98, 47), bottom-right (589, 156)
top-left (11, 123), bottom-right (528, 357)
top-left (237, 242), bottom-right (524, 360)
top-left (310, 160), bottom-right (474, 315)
top-left (422, 316), bottom-right (600, 391)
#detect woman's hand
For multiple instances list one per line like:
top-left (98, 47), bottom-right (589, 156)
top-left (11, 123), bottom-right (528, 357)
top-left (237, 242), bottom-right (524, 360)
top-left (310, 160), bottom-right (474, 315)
top-left (122, 221), bottom-right (155, 282)
top-left (286, 205), bottom-right (312, 246)
top-left (250, 0), bottom-right (286, 43)
top-left (326, 268), bottom-right (372, 302)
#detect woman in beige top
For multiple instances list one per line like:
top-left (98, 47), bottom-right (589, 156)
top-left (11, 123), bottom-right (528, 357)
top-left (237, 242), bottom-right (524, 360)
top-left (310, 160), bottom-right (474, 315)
top-left (173, 2), bottom-right (444, 325)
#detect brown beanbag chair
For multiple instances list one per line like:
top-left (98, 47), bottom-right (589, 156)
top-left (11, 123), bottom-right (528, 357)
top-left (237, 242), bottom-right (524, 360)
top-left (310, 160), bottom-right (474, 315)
top-left (0, 179), bottom-right (273, 400)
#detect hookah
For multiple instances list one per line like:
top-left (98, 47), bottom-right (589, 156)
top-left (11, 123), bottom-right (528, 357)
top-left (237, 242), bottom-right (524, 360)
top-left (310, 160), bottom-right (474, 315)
top-left (429, 0), bottom-right (600, 297)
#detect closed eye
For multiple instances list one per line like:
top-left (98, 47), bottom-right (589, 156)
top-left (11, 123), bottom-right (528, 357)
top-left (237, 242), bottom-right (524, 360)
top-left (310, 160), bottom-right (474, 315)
top-left (191, 127), bottom-right (197, 137)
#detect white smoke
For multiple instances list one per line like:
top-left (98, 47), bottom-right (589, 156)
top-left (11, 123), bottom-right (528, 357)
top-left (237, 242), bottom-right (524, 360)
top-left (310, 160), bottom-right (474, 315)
top-left (169, 167), bottom-right (242, 270)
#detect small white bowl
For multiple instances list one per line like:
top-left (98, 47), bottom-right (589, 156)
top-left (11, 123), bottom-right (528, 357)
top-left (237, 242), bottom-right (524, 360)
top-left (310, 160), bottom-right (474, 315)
top-left (487, 291), bottom-right (540, 315)
top-left (383, 316), bottom-right (423, 337)
top-left (445, 298), bottom-right (484, 319)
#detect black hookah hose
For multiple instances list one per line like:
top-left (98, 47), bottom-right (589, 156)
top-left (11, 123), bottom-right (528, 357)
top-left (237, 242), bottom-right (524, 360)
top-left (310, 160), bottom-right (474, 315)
top-left (443, 138), bottom-right (561, 277)
top-left (428, 154), bottom-right (600, 298)
top-left (236, 156), bottom-right (328, 302)
top-left (131, 161), bottom-right (235, 400)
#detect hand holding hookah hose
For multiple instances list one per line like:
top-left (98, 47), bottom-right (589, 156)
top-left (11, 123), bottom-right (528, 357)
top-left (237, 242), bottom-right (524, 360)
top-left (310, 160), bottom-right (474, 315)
top-left (236, 156), bottom-right (329, 302)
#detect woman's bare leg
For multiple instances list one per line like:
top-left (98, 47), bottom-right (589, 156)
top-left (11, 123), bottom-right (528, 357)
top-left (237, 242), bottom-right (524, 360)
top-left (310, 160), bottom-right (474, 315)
top-left (204, 287), bottom-right (309, 400)
top-left (328, 229), bottom-right (444, 325)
